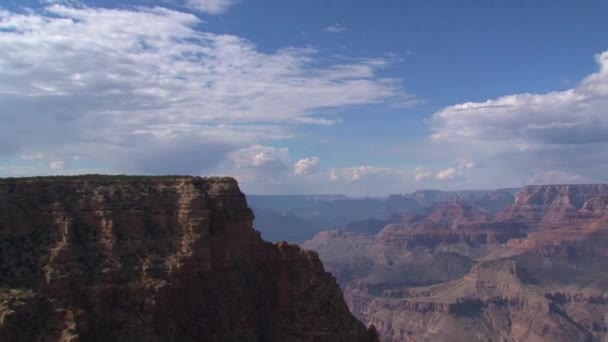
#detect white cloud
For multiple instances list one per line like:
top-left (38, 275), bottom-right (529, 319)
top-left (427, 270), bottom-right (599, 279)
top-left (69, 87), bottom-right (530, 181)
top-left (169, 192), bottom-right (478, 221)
top-left (230, 145), bottom-right (289, 169)
top-left (185, 0), bottom-right (237, 14)
top-left (435, 167), bottom-right (460, 181)
top-left (0, 4), bottom-right (407, 179)
top-left (329, 169), bottom-right (340, 181)
top-left (328, 166), bottom-right (404, 181)
top-left (49, 161), bottom-right (65, 170)
top-left (429, 50), bottom-right (608, 186)
top-left (294, 156), bottom-right (320, 175)
top-left (432, 51), bottom-right (608, 145)
top-left (324, 23), bottom-right (347, 33)
top-left (413, 167), bottom-right (433, 181)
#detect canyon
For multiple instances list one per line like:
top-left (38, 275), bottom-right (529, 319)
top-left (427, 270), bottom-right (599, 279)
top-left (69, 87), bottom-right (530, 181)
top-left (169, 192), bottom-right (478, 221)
top-left (301, 185), bottom-right (608, 341)
top-left (2, 176), bottom-right (606, 341)
top-left (250, 189), bottom-right (518, 243)
top-left (0, 176), bottom-right (377, 342)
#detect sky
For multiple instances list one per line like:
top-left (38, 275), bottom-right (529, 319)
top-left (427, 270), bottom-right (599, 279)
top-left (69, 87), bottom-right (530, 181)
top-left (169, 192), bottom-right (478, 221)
top-left (1, 0), bottom-right (608, 195)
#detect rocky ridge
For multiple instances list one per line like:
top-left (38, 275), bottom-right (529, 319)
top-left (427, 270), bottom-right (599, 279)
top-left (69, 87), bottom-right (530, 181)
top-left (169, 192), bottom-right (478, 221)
top-left (304, 184), bottom-right (608, 341)
top-left (250, 189), bottom-right (518, 243)
top-left (0, 175), bottom-right (377, 342)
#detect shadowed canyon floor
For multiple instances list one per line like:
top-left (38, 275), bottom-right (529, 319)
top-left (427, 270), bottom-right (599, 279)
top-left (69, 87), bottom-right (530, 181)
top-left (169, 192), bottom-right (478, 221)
top-left (0, 176), bottom-right (378, 342)
top-left (298, 185), bottom-right (608, 342)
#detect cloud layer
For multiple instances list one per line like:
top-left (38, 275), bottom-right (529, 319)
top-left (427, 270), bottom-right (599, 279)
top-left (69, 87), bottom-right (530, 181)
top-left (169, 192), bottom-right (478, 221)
top-left (430, 50), bottom-right (608, 186)
top-left (433, 52), bottom-right (608, 145)
top-left (294, 157), bottom-right (320, 175)
top-left (0, 4), bottom-right (405, 184)
top-left (2, 3), bottom-right (607, 194)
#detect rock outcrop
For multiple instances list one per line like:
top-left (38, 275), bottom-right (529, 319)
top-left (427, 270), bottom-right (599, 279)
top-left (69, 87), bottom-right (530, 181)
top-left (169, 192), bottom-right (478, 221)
top-left (250, 189), bottom-right (517, 243)
top-left (498, 184), bottom-right (608, 225)
top-left (0, 175), bottom-right (377, 342)
top-left (353, 260), bottom-right (602, 342)
top-left (303, 184), bottom-right (608, 341)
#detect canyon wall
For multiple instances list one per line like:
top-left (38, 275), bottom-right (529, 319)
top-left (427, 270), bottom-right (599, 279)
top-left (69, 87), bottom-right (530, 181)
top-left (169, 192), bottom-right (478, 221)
top-left (0, 176), bottom-right (377, 342)
top-left (305, 184), bottom-right (608, 341)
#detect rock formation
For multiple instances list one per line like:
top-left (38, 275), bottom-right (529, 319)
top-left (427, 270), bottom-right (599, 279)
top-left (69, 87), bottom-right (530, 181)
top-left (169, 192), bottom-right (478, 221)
top-left (250, 189), bottom-right (517, 243)
top-left (0, 175), bottom-right (377, 342)
top-left (304, 184), bottom-right (608, 341)
top-left (498, 184), bottom-right (608, 225)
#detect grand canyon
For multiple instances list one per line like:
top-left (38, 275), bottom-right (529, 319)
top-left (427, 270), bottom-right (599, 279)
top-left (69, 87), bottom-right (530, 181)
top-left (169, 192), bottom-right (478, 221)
top-left (2, 1), bottom-right (606, 341)
top-left (297, 185), bottom-right (608, 341)
top-left (247, 185), bottom-right (608, 341)
top-left (0, 176), bottom-right (377, 341)
top-left (2, 176), bottom-right (607, 341)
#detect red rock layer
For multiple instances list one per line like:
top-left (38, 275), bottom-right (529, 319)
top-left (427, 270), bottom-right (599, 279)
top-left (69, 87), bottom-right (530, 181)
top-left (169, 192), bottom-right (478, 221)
top-left (0, 176), bottom-right (377, 342)
top-left (306, 184), bottom-right (608, 341)
top-left (498, 184), bottom-right (608, 225)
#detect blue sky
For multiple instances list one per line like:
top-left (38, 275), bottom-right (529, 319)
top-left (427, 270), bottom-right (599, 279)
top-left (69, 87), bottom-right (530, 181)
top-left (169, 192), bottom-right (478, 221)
top-left (1, 0), bottom-right (608, 195)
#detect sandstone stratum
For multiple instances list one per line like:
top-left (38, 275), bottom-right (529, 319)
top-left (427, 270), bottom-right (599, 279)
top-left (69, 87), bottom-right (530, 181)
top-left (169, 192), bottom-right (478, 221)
top-left (0, 175), bottom-right (378, 342)
top-left (304, 185), bottom-right (608, 342)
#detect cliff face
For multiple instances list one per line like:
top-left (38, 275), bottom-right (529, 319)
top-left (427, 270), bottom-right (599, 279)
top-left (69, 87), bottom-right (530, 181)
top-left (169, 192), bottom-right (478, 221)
top-left (304, 184), bottom-right (608, 342)
top-left (0, 176), bottom-right (376, 342)
top-left (250, 189), bottom-right (516, 244)
top-left (340, 258), bottom-right (606, 342)
top-left (498, 184), bottom-right (608, 224)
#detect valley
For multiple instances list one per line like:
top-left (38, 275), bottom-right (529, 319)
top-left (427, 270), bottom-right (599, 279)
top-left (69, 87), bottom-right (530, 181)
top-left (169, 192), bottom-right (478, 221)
top-left (256, 185), bottom-right (608, 341)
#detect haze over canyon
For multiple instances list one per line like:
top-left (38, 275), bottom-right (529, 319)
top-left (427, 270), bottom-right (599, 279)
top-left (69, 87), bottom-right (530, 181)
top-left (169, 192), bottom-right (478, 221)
top-left (1, 176), bottom-right (608, 341)
top-left (257, 184), bottom-right (608, 341)
top-left (2, 1), bottom-right (608, 341)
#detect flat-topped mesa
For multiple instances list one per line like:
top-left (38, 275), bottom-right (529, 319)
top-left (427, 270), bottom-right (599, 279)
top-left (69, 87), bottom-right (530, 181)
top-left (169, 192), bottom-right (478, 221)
top-left (0, 175), bottom-right (377, 342)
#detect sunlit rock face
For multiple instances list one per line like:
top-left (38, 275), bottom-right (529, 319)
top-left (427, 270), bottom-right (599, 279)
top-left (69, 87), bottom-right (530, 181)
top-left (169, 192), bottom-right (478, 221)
top-left (0, 175), bottom-right (377, 342)
top-left (305, 184), bottom-right (608, 342)
top-left (497, 184), bottom-right (608, 225)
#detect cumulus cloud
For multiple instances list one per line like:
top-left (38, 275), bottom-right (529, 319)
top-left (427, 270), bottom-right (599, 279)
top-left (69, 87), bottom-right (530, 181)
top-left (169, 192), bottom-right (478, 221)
top-left (435, 167), bottom-right (461, 181)
top-left (230, 145), bottom-right (289, 169)
top-left (322, 166), bottom-right (416, 195)
top-left (322, 165), bottom-right (474, 195)
top-left (324, 23), bottom-right (347, 33)
top-left (432, 51), bottom-right (608, 145)
top-left (416, 164), bottom-right (473, 182)
top-left (49, 161), bottom-right (65, 170)
top-left (294, 157), bottom-right (320, 175)
top-left (328, 166), bottom-right (396, 181)
top-left (0, 4), bottom-right (406, 180)
top-left (430, 50), bottom-right (608, 186)
top-left (185, 0), bottom-right (237, 14)
top-left (413, 167), bottom-right (433, 181)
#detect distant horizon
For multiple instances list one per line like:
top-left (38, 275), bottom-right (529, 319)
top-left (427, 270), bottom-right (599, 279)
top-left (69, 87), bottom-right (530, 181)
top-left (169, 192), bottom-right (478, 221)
top-left (3, 173), bottom-right (606, 197)
top-left (246, 184), bottom-right (601, 197)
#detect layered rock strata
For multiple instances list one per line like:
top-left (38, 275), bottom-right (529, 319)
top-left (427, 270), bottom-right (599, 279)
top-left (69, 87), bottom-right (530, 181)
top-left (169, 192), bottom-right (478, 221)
top-left (305, 184), bottom-right (608, 341)
top-left (0, 175), bottom-right (377, 342)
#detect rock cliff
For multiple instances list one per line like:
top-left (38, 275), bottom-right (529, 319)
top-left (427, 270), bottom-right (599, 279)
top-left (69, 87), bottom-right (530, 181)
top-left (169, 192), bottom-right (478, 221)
top-left (498, 184), bottom-right (608, 225)
top-left (0, 175), bottom-right (377, 342)
top-left (304, 184), bottom-right (608, 341)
